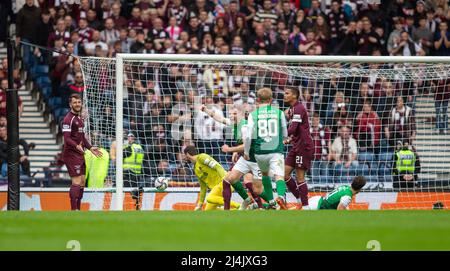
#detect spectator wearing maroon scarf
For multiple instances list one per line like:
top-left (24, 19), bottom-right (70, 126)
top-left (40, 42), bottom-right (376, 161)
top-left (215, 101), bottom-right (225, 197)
top-left (47, 18), bottom-right (71, 47)
top-left (385, 96), bottom-right (416, 149)
top-left (76, 18), bottom-right (94, 45)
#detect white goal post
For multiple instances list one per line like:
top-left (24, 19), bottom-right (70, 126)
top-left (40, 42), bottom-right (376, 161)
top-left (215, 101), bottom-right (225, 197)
top-left (78, 54), bottom-right (450, 211)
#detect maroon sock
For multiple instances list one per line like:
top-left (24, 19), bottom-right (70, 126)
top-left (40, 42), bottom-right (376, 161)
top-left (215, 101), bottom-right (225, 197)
top-left (69, 184), bottom-right (81, 211)
top-left (286, 176), bottom-right (300, 198)
top-left (77, 187), bottom-right (84, 210)
top-left (245, 182), bottom-right (263, 208)
top-left (222, 180), bottom-right (232, 210)
top-left (298, 181), bottom-right (309, 206)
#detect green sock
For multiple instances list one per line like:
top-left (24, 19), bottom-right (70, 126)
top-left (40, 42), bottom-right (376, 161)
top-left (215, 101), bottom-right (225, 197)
top-left (261, 176), bottom-right (274, 202)
top-left (259, 192), bottom-right (269, 202)
top-left (276, 180), bottom-right (287, 198)
top-left (231, 181), bottom-right (249, 200)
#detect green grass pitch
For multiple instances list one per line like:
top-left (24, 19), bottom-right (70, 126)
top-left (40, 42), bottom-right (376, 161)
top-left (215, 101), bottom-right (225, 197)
top-left (1, 211), bottom-right (449, 251)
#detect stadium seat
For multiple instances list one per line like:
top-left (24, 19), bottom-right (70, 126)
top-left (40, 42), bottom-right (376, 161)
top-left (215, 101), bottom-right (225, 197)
top-left (358, 164), bottom-right (370, 177)
top-left (48, 97), bottom-right (62, 110)
top-left (311, 160), bottom-right (332, 183)
top-left (378, 152), bottom-right (394, 163)
top-left (358, 152), bottom-right (376, 175)
top-left (379, 139), bottom-right (390, 153)
top-left (40, 86), bottom-right (52, 101)
top-left (30, 65), bottom-right (49, 80)
top-left (36, 76), bottom-right (51, 88)
top-left (358, 152), bottom-right (375, 164)
top-left (53, 107), bottom-right (69, 121)
top-left (48, 97), bottom-right (62, 108)
top-left (378, 165), bottom-right (393, 182)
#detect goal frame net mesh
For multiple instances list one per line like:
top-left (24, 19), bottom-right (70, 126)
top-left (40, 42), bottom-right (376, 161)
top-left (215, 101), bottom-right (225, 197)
top-left (78, 54), bottom-right (450, 211)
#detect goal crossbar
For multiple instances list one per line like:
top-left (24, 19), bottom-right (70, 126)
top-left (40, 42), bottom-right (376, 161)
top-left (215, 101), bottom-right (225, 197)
top-left (117, 54), bottom-right (450, 63)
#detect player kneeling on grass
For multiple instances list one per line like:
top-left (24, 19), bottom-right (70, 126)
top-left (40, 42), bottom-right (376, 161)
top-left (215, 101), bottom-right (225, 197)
top-left (308, 176), bottom-right (366, 210)
top-left (183, 145), bottom-right (241, 210)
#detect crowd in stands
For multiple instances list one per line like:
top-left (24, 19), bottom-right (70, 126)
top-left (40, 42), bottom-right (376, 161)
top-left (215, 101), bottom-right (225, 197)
top-left (4, 0), bottom-right (450, 186)
top-left (0, 59), bottom-right (29, 178)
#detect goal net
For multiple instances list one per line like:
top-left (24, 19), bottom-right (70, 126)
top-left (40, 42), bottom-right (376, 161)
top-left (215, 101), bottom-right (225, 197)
top-left (78, 55), bottom-right (450, 211)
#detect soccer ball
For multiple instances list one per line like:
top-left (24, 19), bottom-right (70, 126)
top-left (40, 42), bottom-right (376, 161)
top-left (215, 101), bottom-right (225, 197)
top-left (155, 177), bottom-right (169, 191)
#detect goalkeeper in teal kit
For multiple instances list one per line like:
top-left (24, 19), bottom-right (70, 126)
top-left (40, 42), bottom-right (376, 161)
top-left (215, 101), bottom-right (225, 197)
top-left (309, 176), bottom-right (366, 210)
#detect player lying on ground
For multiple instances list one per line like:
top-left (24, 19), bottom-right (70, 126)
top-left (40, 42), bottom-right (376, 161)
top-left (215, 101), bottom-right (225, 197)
top-left (283, 87), bottom-right (315, 210)
top-left (62, 93), bottom-right (102, 211)
top-left (308, 176), bottom-right (367, 210)
top-left (183, 145), bottom-right (241, 210)
top-left (201, 104), bottom-right (268, 210)
top-left (243, 88), bottom-right (289, 209)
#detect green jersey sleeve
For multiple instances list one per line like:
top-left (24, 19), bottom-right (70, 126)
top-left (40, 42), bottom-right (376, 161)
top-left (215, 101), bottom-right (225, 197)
top-left (320, 185), bottom-right (354, 210)
top-left (234, 119), bottom-right (248, 144)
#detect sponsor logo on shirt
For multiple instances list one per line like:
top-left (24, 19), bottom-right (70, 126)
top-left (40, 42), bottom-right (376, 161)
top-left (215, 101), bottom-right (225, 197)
top-left (62, 124), bottom-right (71, 132)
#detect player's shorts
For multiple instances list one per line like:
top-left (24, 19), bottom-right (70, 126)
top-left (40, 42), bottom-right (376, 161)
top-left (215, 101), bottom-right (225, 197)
top-left (63, 154), bottom-right (86, 177)
top-left (308, 196), bottom-right (322, 210)
top-left (285, 148), bottom-right (314, 170)
top-left (255, 153), bottom-right (285, 177)
top-left (232, 157), bottom-right (262, 180)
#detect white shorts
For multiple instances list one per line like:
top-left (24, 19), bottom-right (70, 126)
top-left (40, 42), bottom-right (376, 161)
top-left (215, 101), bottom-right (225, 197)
top-left (255, 153), bottom-right (285, 178)
top-left (308, 196), bottom-right (322, 210)
top-left (233, 157), bottom-right (262, 180)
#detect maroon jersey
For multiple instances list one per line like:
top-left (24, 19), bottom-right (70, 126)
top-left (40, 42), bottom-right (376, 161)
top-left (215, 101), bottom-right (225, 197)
top-left (62, 111), bottom-right (91, 156)
top-left (287, 101), bottom-right (314, 153)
